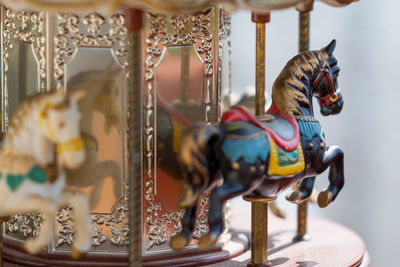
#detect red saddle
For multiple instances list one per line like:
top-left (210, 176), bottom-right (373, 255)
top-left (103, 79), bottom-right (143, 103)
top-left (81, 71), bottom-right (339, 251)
top-left (221, 105), bottom-right (300, 151)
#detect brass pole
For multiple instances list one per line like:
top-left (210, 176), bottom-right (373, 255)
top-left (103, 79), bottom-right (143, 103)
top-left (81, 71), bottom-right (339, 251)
top-left (180, 46), bottom-right (190, 104)
top-left (299, 12), bottom-right (310, 53)
top-left (125, 8), bottom-right (143, 267)
top-left (253, 12), bottom-right (269, 116)
top-left (295, 7), bottom-right (312, 242)
top-left (243, 196), bottom-right (276, 267)
top-left (246, 12), bottom-right (272, 267)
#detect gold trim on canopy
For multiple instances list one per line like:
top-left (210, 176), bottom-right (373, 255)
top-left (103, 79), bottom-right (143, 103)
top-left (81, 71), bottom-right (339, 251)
top-left (1, 0), bottom-right (359, 13)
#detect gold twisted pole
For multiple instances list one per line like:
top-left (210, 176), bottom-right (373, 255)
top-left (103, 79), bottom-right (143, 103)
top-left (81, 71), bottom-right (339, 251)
top-left (243, 12), bottom-right (272, 267)
top-left (295, 1), bottom-right (313, 242)
top-left (125, 7), bottom-right (143, 267)
top-left (254, 13), bottom-right (267, 116)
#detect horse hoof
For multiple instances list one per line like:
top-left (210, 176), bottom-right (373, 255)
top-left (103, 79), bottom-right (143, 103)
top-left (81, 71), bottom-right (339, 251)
top-left (318, 190), bottom-right (333, 208)
top-left (71, 246), bottom-right (86, 260)
top-left (286, 190), bottom-right (303, 204)
top-left (170, 234), bottom-right (189, 250)
top-left (198, 232), bottom-right (218, 249)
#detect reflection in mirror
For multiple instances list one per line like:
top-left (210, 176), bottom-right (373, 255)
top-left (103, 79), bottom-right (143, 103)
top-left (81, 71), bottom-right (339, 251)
top-left (155, 45), bottom-right (204, 211)
top-left (7, 42), bottom-right (39, 118)
top-left (65, 48), bottom-right (123, 215)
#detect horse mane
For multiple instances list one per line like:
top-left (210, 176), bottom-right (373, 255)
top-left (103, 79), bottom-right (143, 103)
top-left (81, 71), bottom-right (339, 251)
top-left (272, 49), bottom-right (330, 116)
top-left (7, 91), bottom-right (64, 140)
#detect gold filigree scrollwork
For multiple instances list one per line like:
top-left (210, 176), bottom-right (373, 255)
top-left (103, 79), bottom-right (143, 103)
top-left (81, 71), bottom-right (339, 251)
top-left (6, 213), bottom-right (45, 238)
top-left (91, 196), bottom-right (129, 247)
top-left (2, 7), bottom-right (46, 238)
top-left (53, 11), bottom-right (130, 249)
top-left (54, 12), bottom-right (128, 87)
top-left (144, 9), bottom-right (216, 250)
top-left (54, 192), bottom-right (129, 248)
top-left (2, 7), bottom-right (46, 129)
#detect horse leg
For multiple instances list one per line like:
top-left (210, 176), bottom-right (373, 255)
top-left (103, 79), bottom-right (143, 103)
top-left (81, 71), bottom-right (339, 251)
top-left (90, 161), bottom-right (122, 209)
top-left (89, 172), bottom-right (105, 210)
top-left (169, 204), bottom-right (197, 250)
top-left (0, 195), bottom-right (57, 254)
top-left (198, 179), bottom-right (247, 248)
top-left (286, 176), bottom-right (316, 204)
top-left (316, 145), bottom-right (344, 208)
top-left (100, 160), bottom-right (122, 200)
top-left (60, 189), bottom-right (91, 259)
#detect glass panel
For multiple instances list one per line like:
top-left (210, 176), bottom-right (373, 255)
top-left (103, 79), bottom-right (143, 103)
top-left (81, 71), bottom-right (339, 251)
top-left (7, 42), bottom-right (39, 118)
top-left (155, 45), bottom-right (204, 211)
top-left (65, 47), bottom-right (124, 216)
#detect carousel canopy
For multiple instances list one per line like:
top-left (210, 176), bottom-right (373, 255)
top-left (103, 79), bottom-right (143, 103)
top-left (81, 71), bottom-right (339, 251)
top-left (0, 0), bottom-right (359, 13)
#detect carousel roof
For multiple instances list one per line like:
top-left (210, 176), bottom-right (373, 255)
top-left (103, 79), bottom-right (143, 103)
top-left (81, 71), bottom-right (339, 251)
top-left (0, 0), bottom-right (359, 13)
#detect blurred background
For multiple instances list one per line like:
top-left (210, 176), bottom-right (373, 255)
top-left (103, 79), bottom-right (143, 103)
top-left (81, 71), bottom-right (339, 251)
top-left (229, 0), bottom-right (400, 266)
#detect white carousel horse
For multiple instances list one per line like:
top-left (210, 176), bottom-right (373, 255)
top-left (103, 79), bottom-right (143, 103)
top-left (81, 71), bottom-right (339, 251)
top-left (0, 89), bottom-right (89, 258)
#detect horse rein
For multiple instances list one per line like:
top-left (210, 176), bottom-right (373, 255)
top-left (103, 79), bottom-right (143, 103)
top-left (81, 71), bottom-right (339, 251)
top-left (313, 64), bottom-right (342, 106)
top-left (39, 102), bottom-right (84, 155)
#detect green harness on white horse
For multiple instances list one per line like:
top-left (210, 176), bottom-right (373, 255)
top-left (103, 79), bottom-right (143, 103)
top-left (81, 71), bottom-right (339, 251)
top-left (0, 166), bottom-right (47, 191)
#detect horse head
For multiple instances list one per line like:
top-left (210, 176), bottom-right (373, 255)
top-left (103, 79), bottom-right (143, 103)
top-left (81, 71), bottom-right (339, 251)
top-left (272, 39), bottom-right (343, 118)
top-left (39, 90), bottom-right (86, 169)
top-left (313, 39), bottom-right (343, 116)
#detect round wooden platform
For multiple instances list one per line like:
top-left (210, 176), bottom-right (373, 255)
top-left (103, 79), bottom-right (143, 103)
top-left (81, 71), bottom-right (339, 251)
top-left (2, 231), bottom-right (249, 267)
top-left (2, 214), bottom-right (368, 266)
top-left (207, 214), bottom-right (369, 267)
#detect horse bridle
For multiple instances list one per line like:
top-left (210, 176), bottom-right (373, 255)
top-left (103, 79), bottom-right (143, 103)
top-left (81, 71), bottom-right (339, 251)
top-left (313, 64), bottom-right (342, 106)
top-left (39, 102), bottom-right (84, 155)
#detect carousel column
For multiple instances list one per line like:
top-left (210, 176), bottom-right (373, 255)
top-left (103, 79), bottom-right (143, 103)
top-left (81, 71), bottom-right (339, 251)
top-left (0, 5), bottom-right (3, 265)
top-left (0, 219), bottom-right (4, 267)
top-left (295, 1), bottom-right (313, 242)
top-left (243, 12), bottom-right (272, 267)
top-left (125, 7), bottom-right (143, 267)
top-left (0, 217), bottom-right (8, 267)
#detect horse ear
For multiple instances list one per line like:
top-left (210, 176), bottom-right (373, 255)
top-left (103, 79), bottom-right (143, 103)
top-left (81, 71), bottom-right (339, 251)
top-left (70, 89), bottom-right (87, 102)
top-left (324, 39), bottom-right (336, 56)
top-left (50, 89), bottom-right (66, 104)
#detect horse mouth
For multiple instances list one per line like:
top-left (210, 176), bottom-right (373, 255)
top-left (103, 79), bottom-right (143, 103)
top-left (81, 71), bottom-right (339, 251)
top-left (320, 99), bottom-right (343, 116)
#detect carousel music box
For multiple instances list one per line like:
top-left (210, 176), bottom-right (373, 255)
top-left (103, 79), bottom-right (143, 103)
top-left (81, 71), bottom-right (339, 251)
top-left (0, 0), bottom-right (367, 266)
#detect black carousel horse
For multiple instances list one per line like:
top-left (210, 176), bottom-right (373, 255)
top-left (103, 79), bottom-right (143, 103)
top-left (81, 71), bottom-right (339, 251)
top-left (170, 40), bottom-right (344, 250)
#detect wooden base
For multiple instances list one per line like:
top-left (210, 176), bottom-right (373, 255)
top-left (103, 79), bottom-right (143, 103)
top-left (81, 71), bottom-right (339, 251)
top-left (1, 215), bottom-right (368, 266)
top-left (207, 214), bottom-right (369, 267)
top-left (2, 230), bottom-right (249, 267)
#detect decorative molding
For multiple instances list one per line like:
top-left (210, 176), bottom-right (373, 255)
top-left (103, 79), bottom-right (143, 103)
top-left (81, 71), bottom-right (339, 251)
top-left (143, 8), bottom-right (218, 250)
top-left (54, 11), bottom-right (128, 88)
top-left (1, 7), bottom-right (232, 254)
top-left (1, 7), bottom-right (46, 129)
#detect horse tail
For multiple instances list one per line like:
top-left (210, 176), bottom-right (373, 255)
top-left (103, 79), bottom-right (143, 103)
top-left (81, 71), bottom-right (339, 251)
top-left (178, 123), bottom-right (221, 208)
top-left (179, 123), bottom-right (221, 178)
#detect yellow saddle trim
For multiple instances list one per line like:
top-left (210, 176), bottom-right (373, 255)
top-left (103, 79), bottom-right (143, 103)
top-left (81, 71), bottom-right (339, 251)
top-left (267, 135), bottom-right (305, 176)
